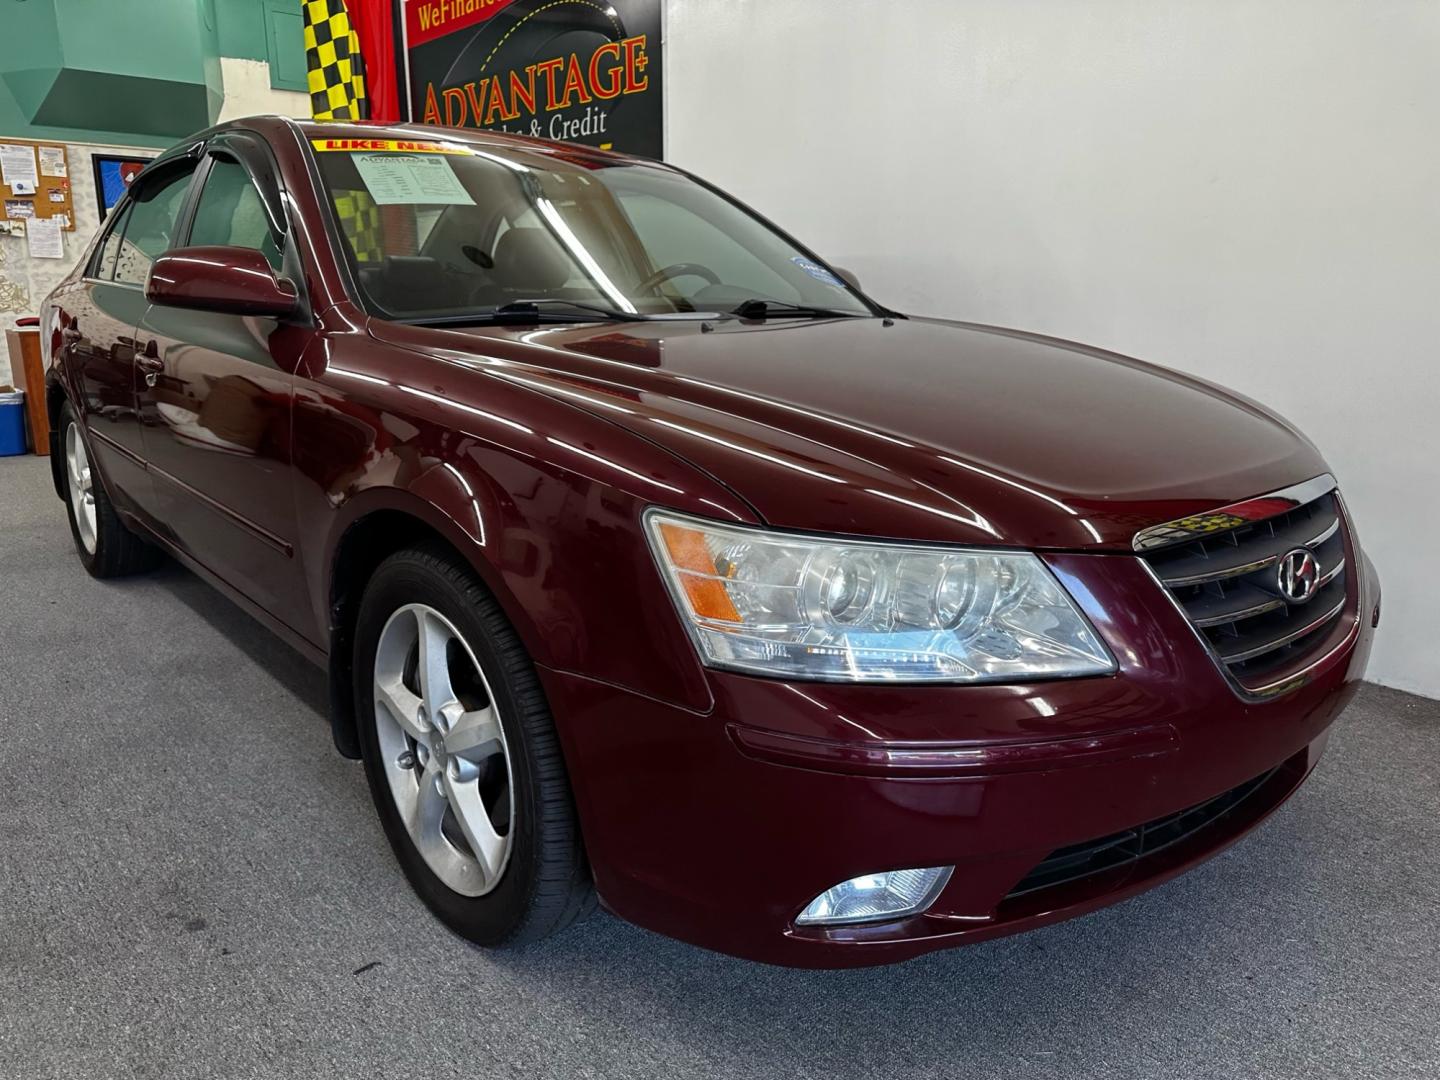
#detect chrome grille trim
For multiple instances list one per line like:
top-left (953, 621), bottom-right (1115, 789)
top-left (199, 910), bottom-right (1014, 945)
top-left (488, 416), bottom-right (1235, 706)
top-left (1132, 473), bottom-right (1337, 552)
top-left (1191, 594), bottom-right (1285, 628)
top-left (1155, 501), bottom-right (1340, 586)
top-left (1134, 475), bottom-right (1353, 700)
top-left (1217, 594), bottom-right (1346, 663)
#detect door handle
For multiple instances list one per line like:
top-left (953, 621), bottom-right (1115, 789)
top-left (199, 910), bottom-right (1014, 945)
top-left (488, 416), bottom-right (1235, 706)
top-left (136, 345), bottom-right (163, 388)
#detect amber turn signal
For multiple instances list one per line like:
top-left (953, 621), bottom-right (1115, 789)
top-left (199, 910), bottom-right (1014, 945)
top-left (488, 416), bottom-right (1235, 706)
top-left (657, 522), bottom-right (742, 622)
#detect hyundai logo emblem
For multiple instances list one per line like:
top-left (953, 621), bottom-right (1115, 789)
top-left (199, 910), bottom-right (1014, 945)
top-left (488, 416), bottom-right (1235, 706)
top-left (1277, 548), bottom-right (1321, 604)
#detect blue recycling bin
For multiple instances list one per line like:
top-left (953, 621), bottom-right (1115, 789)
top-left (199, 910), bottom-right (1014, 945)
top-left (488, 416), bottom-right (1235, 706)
top-left (0, 390), bottom-right (26, 455)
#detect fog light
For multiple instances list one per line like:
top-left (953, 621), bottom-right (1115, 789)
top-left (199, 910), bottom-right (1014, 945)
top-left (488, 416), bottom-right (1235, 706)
top-left (795, 866), bottom-right (953, 926)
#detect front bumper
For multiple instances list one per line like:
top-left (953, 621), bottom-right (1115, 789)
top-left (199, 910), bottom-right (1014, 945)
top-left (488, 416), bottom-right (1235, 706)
top-left (540, 550), bottom-right (1378, 967)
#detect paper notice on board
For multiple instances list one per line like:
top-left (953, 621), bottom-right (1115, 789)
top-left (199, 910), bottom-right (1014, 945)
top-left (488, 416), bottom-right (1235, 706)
top-left (4, 199), bottom-right (34, 219)
top-left (0, 143), bottom-right (39, 191)
top-left (38, 146), bottom-right (66, 177)
top-left (26, 216), bottom-right (63, 259)
top-left (353, 153), bottom-right (475, 205)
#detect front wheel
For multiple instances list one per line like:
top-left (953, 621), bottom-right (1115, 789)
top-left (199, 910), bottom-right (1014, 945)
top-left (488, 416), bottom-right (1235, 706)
top-left (353, 545), bottom-right (594, 946)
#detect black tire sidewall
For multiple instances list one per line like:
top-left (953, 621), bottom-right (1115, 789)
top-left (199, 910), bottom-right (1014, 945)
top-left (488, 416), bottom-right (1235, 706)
top-left (353, 552), bottom-right (547, 946)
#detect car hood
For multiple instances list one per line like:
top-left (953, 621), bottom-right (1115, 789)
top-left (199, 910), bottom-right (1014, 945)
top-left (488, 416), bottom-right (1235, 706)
top-left (369, 315), bottom-right (1327, 550)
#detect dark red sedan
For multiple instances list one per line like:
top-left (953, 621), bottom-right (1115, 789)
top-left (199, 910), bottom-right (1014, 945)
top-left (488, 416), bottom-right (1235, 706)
top-left (42, 118), bottom-right (1379, 967)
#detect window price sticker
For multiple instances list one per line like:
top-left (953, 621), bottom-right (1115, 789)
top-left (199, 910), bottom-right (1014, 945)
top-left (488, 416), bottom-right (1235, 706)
top-left (352, 153), bottom-right (476, 206)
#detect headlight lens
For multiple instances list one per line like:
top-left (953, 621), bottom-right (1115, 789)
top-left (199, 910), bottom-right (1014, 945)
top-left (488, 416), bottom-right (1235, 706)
top-left (645, 511), bottom-right (1115, 682)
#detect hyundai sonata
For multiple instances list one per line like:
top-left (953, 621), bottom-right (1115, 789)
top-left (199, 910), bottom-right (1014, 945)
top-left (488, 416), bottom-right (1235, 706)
top-left (42, 118), bottom-right (1379, 966)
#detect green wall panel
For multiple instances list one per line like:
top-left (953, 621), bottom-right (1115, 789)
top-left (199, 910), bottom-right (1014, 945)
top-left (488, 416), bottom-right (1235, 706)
top-left (0, 0), bottom-right (305, 145)
top-left (32, 69), bottom-right (213, 137)
top-left (265, 1), bottom-right (307, 92)
top-left (217, 0), bottom-right (270, 60)
top-left (52, 0), bottom-right (216, 85)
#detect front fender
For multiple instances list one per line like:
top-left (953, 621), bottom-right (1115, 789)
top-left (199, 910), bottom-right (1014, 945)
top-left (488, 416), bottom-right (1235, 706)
top-left (296, 330), bottom-right (757, 714)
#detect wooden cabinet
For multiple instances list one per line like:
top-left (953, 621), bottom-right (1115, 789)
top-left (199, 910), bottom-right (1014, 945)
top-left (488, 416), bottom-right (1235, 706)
top-left (5, 328), bottom-right (49, 455)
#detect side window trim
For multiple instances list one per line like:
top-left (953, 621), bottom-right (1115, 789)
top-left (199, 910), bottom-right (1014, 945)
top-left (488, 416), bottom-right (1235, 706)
top-left (170, 152), bottom-right (214, 251)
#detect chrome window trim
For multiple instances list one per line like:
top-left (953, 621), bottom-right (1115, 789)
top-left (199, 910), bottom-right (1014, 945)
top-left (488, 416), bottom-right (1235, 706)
top-left (1132, 473), bottom-right (1338, 553)
top-left (79, 277), bottom-right (144, 291)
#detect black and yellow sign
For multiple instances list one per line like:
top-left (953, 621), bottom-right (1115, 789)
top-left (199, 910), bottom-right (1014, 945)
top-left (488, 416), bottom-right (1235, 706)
top-left (403, 0), bottom-right (663, 158)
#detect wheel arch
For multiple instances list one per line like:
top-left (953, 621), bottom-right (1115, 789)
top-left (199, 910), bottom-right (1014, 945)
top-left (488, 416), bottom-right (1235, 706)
top-left (323, 488), bottom-right (543, 760)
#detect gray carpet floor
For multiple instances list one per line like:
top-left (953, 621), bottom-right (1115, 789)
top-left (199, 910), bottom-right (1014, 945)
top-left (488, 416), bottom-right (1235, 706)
top-left (1, 453), bottom-right (1436, 1080)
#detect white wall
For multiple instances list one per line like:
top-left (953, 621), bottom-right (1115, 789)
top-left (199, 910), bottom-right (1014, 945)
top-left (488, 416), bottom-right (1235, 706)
top-left (216, 57), bottom-right (308, 123)
top-left (665, 0), bottom-right (1440, 698)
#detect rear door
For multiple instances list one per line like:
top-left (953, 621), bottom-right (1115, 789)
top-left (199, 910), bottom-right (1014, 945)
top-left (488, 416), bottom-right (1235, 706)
top-left (61, 157), bottom-right (200, 522)
top-left (133, 134), bottom-right (312, 637)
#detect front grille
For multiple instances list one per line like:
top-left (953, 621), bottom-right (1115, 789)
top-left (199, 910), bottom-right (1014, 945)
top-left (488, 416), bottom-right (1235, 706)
top-left (1004, 766), bottom-right (1281, 899)
top-left (1139, 483), bottom-right (1350, 690)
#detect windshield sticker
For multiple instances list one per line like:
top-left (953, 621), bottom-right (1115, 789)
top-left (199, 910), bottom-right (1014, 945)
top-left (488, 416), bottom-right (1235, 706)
top-left (352, 153), bottom-right (475, 206)
top-left (311, 137), bottom-right (471, 155)
top-left (790, 257), bottom-right (845, 288)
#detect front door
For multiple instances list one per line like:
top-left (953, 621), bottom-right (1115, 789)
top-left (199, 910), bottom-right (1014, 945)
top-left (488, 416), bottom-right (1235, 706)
top-left (134, 142), bottom-right (312, 638)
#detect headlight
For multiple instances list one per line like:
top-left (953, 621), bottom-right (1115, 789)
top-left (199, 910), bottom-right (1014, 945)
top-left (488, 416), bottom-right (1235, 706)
top-left (644, 511), bottom-right (1115, 683)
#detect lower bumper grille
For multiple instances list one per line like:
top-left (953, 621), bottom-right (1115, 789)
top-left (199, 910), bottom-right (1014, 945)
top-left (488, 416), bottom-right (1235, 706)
top-left (1005, 766), bottom-right (1282, 899)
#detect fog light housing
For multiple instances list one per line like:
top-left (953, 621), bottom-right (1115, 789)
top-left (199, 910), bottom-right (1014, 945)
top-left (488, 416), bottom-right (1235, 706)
top-left (795, 866), bottom-right (954, 926)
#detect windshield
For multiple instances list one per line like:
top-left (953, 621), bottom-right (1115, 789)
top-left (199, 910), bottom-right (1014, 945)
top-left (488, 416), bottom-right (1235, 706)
top-left (310, 138), bottom-right (873, 321)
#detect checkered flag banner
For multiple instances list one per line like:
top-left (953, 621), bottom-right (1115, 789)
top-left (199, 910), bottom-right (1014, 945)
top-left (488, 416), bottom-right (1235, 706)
top-left (304, 0), bottom-right (369, 120)
top-left (334, 189), bottom-right (383, 262)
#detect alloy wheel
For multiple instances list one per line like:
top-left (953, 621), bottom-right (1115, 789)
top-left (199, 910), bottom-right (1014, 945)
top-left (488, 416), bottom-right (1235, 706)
top-left (372, 603), bottom-right (514, 897)
top-left (65, 423), bottom-right (97, 554)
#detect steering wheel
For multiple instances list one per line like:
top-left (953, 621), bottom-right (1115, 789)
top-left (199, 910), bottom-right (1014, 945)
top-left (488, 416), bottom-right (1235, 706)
top-left (634, 262), bottom-right (721, 296)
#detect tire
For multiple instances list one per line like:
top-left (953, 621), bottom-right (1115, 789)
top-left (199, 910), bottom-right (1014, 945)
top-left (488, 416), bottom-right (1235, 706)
top-left (353, 544), bottom-right (594, 947)
top-left (58, 402), bottom-right (162, 579)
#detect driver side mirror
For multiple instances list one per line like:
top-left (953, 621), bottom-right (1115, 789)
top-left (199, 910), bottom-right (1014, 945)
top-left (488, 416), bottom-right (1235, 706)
top-left (831, 265), bottom-right (862, 291)
top-left (146, 246), bottom-right (298, 318)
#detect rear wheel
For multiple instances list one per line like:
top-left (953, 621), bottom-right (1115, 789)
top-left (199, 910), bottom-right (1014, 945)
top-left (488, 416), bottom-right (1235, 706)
top-left (354, 546), bottom-right (594, 946)
top-left (59, 402), bottom-right (161, 578)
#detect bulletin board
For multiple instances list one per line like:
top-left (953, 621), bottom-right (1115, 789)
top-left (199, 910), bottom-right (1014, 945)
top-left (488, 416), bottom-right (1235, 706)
top-left (0, 138), bottom-right (74, 231)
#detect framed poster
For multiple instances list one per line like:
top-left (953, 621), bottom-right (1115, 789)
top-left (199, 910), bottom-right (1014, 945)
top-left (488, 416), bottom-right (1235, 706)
top-left (403, 0), bottom-right (663, 158)
top-left (92, 154), bottom-right (156, 221)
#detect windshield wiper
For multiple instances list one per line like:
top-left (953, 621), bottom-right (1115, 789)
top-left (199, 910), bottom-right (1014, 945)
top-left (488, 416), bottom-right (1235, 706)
top-left (403, 299), bottom-right (644, 327)
top-left (494, 299), bottom-right (642, 322)
top-left (730, 298), bottom-right (865, 320)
